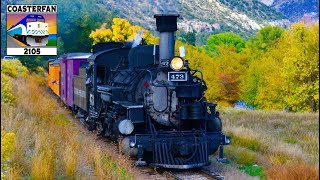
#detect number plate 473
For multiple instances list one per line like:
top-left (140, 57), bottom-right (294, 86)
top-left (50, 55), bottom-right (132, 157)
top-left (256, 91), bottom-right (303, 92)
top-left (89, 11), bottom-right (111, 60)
top-left (168, 71), bottom-right (188, 81)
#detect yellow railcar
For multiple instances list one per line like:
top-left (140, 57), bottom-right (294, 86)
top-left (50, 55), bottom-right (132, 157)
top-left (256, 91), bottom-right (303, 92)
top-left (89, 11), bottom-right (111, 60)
top-left (47, 59), bottom-right (60, 97)
top-left (47, 60), bottom-right (54, 90)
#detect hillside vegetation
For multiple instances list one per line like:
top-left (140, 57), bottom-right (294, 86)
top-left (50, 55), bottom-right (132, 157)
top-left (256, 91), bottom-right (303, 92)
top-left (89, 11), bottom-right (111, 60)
top-left (102, 0), bottom-right (288, 38)
top-left (2, 60), bottom-right (318, 179)
top-left (261, 0), bottom-right (319, 22)
top-left (1, 60), bottom-right (134, 179)
top-left (1, 0), bottom-right (289, 59)
top-left (87, 19), bottom-right (319, 178)
top-left (88, 17), bottom-right (319, 112)
top-left (181, 23), bottom-right (318, 112)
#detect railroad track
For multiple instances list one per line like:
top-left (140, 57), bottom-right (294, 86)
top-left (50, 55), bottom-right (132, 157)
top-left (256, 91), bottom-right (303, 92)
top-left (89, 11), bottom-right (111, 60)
top-left (161, 168), bottom-right (224, 180)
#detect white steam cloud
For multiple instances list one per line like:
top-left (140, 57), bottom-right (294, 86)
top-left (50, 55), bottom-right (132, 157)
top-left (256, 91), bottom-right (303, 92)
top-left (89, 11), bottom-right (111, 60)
top-left (131, 30), bottom-right (144, 48)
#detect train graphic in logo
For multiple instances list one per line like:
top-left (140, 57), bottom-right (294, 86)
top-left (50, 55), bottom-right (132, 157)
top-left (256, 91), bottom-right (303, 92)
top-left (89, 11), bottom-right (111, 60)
top-left (7, 14), bottom-right (49, 46)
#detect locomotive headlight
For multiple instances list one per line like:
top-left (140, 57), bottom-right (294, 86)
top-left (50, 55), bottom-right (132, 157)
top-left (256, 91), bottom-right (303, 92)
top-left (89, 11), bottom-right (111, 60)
top-left (170, 57), bottom-right (184, 71)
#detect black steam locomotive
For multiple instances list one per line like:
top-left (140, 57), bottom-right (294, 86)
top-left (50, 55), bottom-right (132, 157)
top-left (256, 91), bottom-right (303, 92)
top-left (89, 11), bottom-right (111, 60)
top-left (71, 14), bottom-right (230, 169)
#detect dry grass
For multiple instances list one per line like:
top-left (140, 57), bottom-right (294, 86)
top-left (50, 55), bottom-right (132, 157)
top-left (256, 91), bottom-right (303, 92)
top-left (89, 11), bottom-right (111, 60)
top-left (218, 107), bottom-right (319, 178)
top-left (63, 141), bottom-right (78, 178)
top-left (265, 163), bottom-right (319, 180)
top-left (224, 146), bottom-right (257, 165)
top-left (1, 63), bottom-right (134, 179)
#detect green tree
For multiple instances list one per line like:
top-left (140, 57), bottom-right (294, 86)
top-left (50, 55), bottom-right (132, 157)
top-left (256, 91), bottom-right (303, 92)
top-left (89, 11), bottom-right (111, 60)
top-left (55, 0), bottom-right (115, 53)
top-left (246, 26), bottom-right (284, 54)
top-left (177, 30), bottom-right (196, 46)
top-left (240, 59), bottom-right (262, 107)
top-left (240, 32), bottom-right (288, 110)
top-left (195, 31), bottom-right (212, 46)
top-left (206, 32), bottom-right (245, 55)
top-left (239, 26), bottom-right (285, 109)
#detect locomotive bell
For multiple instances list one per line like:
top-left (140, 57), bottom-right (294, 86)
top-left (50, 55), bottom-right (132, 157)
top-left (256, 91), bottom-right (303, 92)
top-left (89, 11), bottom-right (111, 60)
top-left (154, 14), bottom-right (179, 70)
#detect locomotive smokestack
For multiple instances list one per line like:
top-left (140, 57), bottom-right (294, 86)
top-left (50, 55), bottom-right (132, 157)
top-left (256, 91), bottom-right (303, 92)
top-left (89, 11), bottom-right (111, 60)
top-left (154, 14), bottom-right (179, 68)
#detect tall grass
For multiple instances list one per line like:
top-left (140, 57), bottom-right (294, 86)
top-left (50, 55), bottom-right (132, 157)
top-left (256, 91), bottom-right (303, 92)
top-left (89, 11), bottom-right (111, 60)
top-left (218, 107), bottom-right (319, 178)
top-left (265, 163), bottom-right (319, 180)
top-left (1, 60), bottom-right (134, 179)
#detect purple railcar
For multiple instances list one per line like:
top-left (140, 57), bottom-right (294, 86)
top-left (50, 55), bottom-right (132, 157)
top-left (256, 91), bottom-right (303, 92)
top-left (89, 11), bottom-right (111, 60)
top-left (59, 53), bottom-right (92, 107)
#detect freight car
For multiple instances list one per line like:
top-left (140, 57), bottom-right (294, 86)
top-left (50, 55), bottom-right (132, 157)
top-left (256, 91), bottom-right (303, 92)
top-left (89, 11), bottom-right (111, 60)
top-left (48, 14), bottom-right (230, 169)
top-left (7, 14), bottom-right (49, 46)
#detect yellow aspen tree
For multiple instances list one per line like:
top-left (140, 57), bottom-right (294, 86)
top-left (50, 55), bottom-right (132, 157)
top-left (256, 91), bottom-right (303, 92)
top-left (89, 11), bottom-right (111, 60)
top-left (89, 18), bottom-right (158, 45)
top-left (281, 23), bottom-right (319, 112)
top-left (111, 18), bottom-right (132, 42)
top-left (89, 23), bottom-right (113, 45)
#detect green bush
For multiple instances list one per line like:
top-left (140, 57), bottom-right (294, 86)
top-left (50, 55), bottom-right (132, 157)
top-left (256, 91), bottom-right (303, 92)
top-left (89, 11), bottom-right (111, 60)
top-left (238, 164), bottom-right (264, 177)
top-left (1, 74), bottom-right (16, 106)
top-left (225, 146), bottom-right (257, 165)
top-left (1, 60), bottom-right (29, 78)
top-left (228, 132), bottom-right (263, 151)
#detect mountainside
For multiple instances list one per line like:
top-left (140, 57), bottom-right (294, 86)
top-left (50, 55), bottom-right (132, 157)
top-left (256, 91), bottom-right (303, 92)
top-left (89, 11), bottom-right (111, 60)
top-left (258, 0), bottom-right (319, 22)
top-left (102, 0), bottom-right (290, 38)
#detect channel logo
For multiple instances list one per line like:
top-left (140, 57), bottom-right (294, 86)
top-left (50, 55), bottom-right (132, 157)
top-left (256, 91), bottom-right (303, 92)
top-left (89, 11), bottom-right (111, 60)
top-left (6, 5), bottom-right (57, 55)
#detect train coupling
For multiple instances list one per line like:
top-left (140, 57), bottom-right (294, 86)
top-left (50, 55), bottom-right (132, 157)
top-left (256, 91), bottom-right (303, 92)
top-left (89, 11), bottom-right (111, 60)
top-left (135, 159), bottom-right (147, 166)
top-left (216, 146), bottom-right (229, 163)
top-left (135, 145), bottom-right (147, 166)
top-left (217, 136), bottom-right (230, 163)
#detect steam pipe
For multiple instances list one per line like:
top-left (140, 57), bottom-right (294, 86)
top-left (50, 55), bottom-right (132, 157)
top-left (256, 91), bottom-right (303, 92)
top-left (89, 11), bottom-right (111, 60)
top-left (154, 14), bottom-right (179, 68)
top-left (159, 32), bottom-right (175, 61)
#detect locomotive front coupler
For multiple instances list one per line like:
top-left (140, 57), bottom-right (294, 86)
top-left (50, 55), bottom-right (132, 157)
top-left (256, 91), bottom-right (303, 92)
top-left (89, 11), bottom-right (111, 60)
top-left (135, 145), bottom-right (147, 166)
top-left (216, 136), bottom-right (231, 163)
